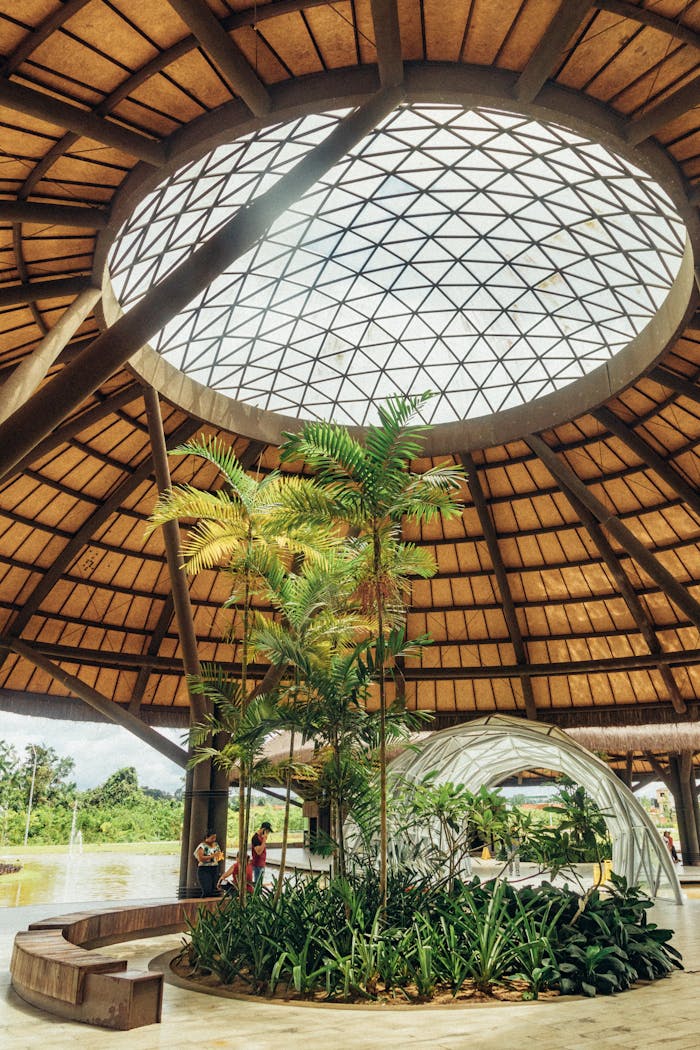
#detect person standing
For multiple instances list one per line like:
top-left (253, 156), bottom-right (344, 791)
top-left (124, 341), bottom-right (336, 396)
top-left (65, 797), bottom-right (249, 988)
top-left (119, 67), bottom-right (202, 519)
top-left (251, 820), bottom-right (273, 889)
top-left (663, 829), bottom-right (679, 863)
top-left (194, 829), bottom-right (223, 897)
top-left (506, 823), bottom-right (521, 878)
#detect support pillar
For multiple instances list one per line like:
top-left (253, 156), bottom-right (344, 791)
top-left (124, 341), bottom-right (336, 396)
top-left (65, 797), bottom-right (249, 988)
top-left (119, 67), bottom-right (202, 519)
top-left (669, 754), bottom-right (700, 866)
top-left (178, 767), bottom-right (194, 899)
top-left (681, 751), bottom-right (700, 866)
top-left (690, 759), bottom-right (700, 849)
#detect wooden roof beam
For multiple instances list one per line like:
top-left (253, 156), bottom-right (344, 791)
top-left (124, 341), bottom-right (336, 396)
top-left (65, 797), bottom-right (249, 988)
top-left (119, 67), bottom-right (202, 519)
top-left (127, 432), bottom-right (267, 718)
top-left (0, 79), bottom-right (166, 166)
top-left (165, 0), bottom-right (271, 117)
top-left (650, 365), bottom-right (700, 405)
top-left (7, 383), bottom-right (142, 479)
top-left (14, 639), bottom-right (700, 678)
top-left (402, 646), bottom-right (700, 678)
top-left (3, 636), bottom-right (188, 769)
top-left (514, 1), bottom-right (595, 103)
top-left (0, 276), bottom-right (93, 308)
top-left (462, 451), bottom-right (537, 720)
top-left (0, 87), bottom-right (402, 485)
top-left (370, 0), bottom-right (404, 88)
top-left (593, 405), bottom-right (700, 519)
top-left (0, 288), bottom-right (101, 426)
top-left (527, 431), bottom-right (700, 635)
top-left (145, 386), bottom-right (205, 722)
top-left (627, 73), bottom-right (700, 145)
top-left (0, 200), bottom-right (108, 229)
top-left (128, 593), bottom-right (175, 716)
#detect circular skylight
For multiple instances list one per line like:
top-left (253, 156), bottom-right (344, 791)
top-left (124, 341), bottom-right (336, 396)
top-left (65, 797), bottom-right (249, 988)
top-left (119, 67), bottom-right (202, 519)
top-left (108, 105), bottom-right (686, 428)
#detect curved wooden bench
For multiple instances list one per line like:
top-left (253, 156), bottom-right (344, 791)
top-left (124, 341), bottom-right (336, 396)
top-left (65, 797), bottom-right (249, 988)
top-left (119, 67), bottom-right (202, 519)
top-left (10, 897), bottom-right (219, 1030)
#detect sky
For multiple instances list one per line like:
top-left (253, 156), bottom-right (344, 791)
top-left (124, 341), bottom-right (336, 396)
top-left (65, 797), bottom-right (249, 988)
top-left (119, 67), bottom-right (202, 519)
top-left (0, 710), bottom-right (187, 793)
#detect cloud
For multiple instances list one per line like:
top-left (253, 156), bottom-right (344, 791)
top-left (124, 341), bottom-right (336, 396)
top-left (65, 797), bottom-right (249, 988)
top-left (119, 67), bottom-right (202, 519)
top-left (1, 712), bottom-right (186, 793)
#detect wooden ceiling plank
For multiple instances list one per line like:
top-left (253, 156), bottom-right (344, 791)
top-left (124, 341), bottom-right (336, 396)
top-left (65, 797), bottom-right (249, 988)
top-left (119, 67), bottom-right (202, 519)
top-left (0, 87), bottom-right (402, 486)
top-left (514, 0), bottom-right (595, 103)
top-left (547, 479), bottom-right (687, 714)
top-left (3, 0), bottom-right (94, 75)
top-left (462, 451), bottom-right (537, 720)
top-left (593, 405), bottom-right (700, 519)
top-left (0, 276), bottom-right (92, 308)
top-left (3, 636), bottom-right (188, 768)
top-left (594, 0), bottom-right (700, 51)
top-left (1, 415), bottom-right (200, 654)
top-left (0, 288), bottom-right (101, 426)
top-left (165, 0), bottom-right (272, 117)
top-left (369, 0), bottom-right (403, 87)
top-left (627, 72), bottom-right (700, 145)
top-left (527, 432), bottom-right (700, 635)
top-left (0, 79), bottom-right (166, 166)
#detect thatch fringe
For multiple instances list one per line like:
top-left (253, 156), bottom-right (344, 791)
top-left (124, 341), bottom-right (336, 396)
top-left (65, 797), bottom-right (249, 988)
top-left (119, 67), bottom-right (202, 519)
top-left (566, 724), bottom-right (700, 754)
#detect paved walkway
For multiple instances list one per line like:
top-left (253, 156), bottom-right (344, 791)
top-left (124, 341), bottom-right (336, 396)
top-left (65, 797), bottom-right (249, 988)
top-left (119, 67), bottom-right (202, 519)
top-left (1, 894), bottom-right (698, 1050)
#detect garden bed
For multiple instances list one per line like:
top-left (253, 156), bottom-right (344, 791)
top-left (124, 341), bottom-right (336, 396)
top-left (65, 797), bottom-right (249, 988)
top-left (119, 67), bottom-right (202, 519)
top-left (169, 954), bottom-right (561, 1005)
top-left (176, 870), bottom-right (682, 1006)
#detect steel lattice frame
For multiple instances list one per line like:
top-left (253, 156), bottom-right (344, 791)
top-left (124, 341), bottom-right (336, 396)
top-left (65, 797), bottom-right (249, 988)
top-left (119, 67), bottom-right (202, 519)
top-left (108, 103), bottom-right (686, 430)
top-left (385, 714), bottom-right (683, 903)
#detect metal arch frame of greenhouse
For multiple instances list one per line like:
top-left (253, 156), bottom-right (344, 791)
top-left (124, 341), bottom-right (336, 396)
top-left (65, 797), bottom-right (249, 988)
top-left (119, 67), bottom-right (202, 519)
top-left (387, 714), bottom-right (683, 905)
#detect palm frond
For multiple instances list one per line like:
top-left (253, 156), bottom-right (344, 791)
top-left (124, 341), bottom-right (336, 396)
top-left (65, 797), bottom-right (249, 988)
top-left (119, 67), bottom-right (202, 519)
top-left (280, 421), bottom-right (368, 486)
top-left (170, 435), bottom-right (270, 505)
top-left (146, 485), bottom-right (244, 532)
top-left (364, 392), bottom-right (433, 476)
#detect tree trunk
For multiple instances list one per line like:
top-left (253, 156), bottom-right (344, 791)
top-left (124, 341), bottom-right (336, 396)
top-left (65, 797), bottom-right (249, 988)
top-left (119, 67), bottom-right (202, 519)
top-left (373, 527), bottom-right (388, 916)
top-left (274, 729), bottom-right (295, 904)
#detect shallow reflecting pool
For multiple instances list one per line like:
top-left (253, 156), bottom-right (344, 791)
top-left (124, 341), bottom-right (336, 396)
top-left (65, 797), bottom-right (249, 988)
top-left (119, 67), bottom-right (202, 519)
top-left (0, 845), bottom-right (179, 908)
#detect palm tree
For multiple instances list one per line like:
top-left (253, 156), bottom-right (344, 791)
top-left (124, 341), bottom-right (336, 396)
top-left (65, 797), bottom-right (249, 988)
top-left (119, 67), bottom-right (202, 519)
top-left (250, 553), bottom-right (370, 885)
top-left (280, 393), bottom-right (465, 909)
top-left (147, 435), bottom-right (331, 900)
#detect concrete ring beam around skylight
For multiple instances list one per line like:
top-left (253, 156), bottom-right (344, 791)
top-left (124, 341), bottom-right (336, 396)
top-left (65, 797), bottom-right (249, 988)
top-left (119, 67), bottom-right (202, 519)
top-left (98, 72), bottom-right (699, 456)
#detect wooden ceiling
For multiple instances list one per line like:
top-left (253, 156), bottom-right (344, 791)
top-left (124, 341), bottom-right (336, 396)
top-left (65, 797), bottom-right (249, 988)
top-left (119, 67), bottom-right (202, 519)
top-left (1, 0), bottom-right (700, 736)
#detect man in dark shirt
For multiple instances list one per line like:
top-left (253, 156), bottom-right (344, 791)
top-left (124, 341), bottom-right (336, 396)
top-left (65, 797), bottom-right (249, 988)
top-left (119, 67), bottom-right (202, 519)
top-left (251, 820), bottom-right (273, 888)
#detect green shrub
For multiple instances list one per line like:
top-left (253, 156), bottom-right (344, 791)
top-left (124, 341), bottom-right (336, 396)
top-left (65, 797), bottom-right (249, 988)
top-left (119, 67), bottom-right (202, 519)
top-left (181, 870), bottom-right (682, 1002)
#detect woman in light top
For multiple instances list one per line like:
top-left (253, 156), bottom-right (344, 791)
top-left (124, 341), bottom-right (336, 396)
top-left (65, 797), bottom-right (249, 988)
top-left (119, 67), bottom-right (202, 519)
top-left (194, 828), bottom-right (223, 897)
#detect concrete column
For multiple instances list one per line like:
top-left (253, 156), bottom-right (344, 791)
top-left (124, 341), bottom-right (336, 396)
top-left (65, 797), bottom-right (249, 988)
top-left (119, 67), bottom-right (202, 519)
top-left (669, 754), bottom-right (700, 866)
top-left (681, 750), bottom-right (700, 866)
top-left (178, 766), bottom-right (194, 899)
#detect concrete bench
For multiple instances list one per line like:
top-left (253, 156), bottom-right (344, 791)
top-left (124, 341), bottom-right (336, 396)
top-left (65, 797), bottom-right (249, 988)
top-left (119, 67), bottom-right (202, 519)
top-left (10, 897), bottom-right (218, 1030)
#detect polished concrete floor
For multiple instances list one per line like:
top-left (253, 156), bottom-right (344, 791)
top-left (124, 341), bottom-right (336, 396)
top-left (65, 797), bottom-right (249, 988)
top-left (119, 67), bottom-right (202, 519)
top-left (1, 894), bottom-right (698, 1050)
